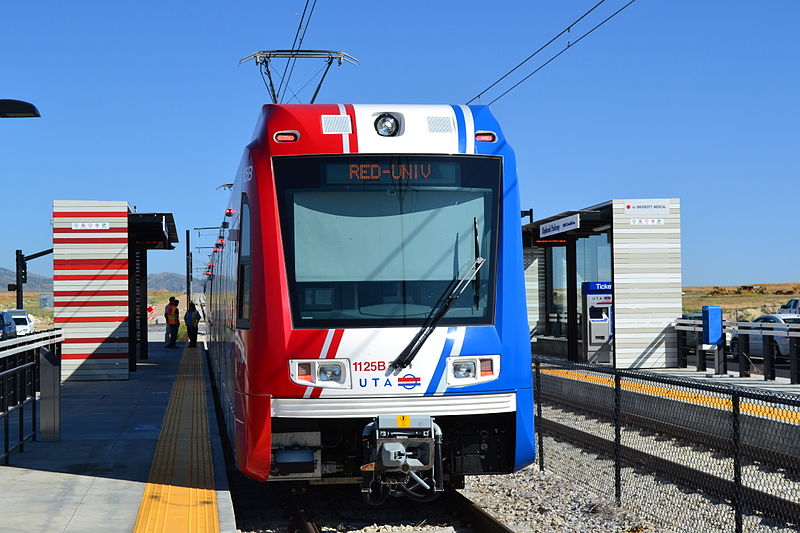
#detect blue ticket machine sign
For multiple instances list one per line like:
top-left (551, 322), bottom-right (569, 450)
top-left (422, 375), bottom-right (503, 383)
top-left (702, 305), bottom-right (723, 346)
top-left (581, 282), bottom-right (614, 363)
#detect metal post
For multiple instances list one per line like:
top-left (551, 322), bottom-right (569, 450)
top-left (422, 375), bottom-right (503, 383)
top-left (17, 369), bottom-right (23, 453)
top-left (732, 392), bottom-right (743, 533)
top-left (566, 238), bottom-right (579, 361)
top-left (3, 374), bottom-right (8, 465)
top-left (38, 343), bottom-right (61, 442)
top-left (763, 334), bottom-right (775, 381)
top-left (739, 332), bottom-right (750, 378)
top-left (696, 343), bottom-right (707, 372)
top-left (186, 229), bottom-right (191, 305)
top-left (535, 361), bottom-right (544, 472)
top-left (613, 372), bottom-right (622, 506)
top-left (15, 249), bottom-right (24, 310)
top-left (790, 336), bottom-right (800, 385)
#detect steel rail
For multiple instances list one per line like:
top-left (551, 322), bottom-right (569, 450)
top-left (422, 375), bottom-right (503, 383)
top-left (444, 489), bottom-right (516, 533)
top-left (285, 492), bottom-right (322, 533)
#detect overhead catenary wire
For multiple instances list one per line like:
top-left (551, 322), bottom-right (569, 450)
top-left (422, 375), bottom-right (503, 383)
top-left (467, 0), bottom-right (608, 105)
top-left (279, 0), bottom-right (319, 103)
top-left (276, 0), bottom-right (311, 100)
top-left (487, 0), bottom-right (639, 106)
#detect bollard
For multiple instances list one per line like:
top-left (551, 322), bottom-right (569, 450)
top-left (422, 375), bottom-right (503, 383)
top-left (38, 344), bottom-right (61, 442)
top-left (677, 330), bottom-right (687, 368)
top-left (739, 332), bottom-right (750, 378)
top-left (696, 343), bottom-right (707, 372)
top-left (762, 334), bottom-right (776, 381)
top-left (790, 336), bottom-right (799, 385)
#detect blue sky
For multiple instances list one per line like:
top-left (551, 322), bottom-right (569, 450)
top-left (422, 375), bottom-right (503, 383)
top-left (2, 1), bottom-right (798, 285)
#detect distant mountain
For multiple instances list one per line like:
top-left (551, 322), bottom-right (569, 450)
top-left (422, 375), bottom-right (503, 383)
top-left (0, 268), bottom-right (199, 294)
top-left (0, 267), bottom-right (52, 292)
top-left (147, 272), bottom-right (200, 292)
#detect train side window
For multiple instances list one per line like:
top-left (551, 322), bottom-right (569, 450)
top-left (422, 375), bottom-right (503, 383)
top-left (237, 195), bottom-right (252, 328)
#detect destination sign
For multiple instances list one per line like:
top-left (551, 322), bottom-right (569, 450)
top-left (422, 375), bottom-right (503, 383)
top-left (325, 161), bottom-right (459, 186)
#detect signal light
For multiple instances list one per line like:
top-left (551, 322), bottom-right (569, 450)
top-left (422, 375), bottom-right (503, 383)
top-left (274, 131), bottom-right (300, 142)
top-left (216, 239), bottom-right (224, 244)
top-left (475, 131), bottom-right (497, 143)
top-left (213, 247), bottom-right (221, 252)
top-left (480, 358), bottom-right (493, 377)
top-left (225, 208), bottom-right (235, 216)
top-left (205, 271), bottom-right (212, 275)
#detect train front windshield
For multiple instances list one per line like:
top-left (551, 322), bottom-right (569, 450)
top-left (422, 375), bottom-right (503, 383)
top-left (273, 155), bottom-right (501, 328)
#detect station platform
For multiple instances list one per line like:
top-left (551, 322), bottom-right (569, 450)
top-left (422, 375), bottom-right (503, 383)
top-left (646, 367), bottom-right (800, 396)
top-left (0, 339), bottom-right (236, 533)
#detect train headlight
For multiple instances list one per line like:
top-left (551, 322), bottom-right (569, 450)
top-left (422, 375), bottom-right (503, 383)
top-left (374, 113), bottom-right (399, 137)
top-left (452, 361), bottom-right (476, 379)
top-left (446, 355), bottom-right (500, 387)
top-left (318, 363), bottom-right (343, 383)
top-left (290, 359), bottom-right (351, 388)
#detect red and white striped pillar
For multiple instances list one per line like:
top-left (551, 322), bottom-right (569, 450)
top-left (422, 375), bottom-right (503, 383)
top-left (53, 200), bottom-right (130, 380)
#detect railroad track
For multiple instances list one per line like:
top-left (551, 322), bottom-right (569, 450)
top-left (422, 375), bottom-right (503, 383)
top-left (538, 397), bottom-right (800, 526)
top-left (281, 487), bottom-right (517, 533)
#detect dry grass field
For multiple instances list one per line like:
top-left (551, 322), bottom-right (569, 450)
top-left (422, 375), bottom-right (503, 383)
top-left (0, 290), bottom-right (195, 331)
top-left (683, 282), bottom-right (799, 321)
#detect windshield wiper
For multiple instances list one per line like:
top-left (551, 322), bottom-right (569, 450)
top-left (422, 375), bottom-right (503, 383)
top-left (389, 256), bottom-right (486, 371)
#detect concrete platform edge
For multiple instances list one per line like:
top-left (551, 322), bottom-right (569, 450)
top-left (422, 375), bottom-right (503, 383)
top-left (200, 344), bottom-right (237, 533)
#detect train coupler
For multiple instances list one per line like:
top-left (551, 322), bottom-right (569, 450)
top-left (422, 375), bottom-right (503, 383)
top-left (360, 415), bottom-right (443, 504)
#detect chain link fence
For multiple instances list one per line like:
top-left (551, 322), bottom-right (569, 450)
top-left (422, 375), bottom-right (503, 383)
top-left (533, 356), bottom-right (800, 533)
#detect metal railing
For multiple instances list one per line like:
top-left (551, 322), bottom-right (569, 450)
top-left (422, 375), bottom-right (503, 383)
top-left (533, 355), bottom-right (800, 533)
top-left (675, 318), bottom-right (800, 383)
top-left (0, 330), bottom-right (62, 464)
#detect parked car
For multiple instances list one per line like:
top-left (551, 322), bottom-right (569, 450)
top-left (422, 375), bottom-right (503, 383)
top-left (0, 311), bottom-right (18, 340)
top-left (5, 310), bottom-right (35, 336)
top-left (729, 314), bottom-right (800, 358)
top-left (778, 298), bottom-right (800, 314)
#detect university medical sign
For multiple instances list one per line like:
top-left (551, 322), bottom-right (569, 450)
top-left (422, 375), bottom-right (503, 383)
top-left (539, 214), bottom-right (580, 237)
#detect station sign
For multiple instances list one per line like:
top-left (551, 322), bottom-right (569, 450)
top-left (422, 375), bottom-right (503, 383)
top-left (583, 281), bottom-right (613, 294)
top-left (71, 222), bottom-right (110, 230)
top-left (539, 214), bottom-right (580, 237)
top-left (622, 201), bottom-right (670, 215)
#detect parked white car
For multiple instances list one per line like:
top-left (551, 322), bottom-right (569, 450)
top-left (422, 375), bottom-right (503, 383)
top-left (778, 298), bottom-right (800, 314)
top-left (5, 310), bottom-right (35, 336)
top-left (729, 314), bottom-right (800, 358)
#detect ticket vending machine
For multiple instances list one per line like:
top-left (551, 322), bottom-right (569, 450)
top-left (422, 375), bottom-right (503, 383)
top-left (581, 282), bottom-right (614, 363)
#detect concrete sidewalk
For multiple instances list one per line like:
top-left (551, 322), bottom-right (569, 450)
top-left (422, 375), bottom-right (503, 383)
top-left (0, 340), bottom-right (235, 533)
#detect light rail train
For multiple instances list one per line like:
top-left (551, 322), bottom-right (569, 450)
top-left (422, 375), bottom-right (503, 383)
top-left (206, 103), bottom-right (534, 502)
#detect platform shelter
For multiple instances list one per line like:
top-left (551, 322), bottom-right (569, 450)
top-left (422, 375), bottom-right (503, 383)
top-left (523, 198), bottom-right (682, 368)
top-left (53, 200), bottom-right (177, 380)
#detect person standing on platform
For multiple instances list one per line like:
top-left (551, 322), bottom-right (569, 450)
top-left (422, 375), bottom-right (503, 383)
top-left (166, 298), bottom-right (180, 349)
top-left (164, 297), bottom-right (177, 346)
top-left (184, 303), bottom-right (201, 348)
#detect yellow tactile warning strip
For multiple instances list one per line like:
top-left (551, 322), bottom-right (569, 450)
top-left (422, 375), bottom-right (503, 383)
top-left (133, 346), bottom-right (220, 533)
top-left (542, 368), bottom-right (800, 425)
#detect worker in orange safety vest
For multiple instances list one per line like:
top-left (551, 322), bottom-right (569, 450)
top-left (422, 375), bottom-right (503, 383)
top-left (165, 297), bottom-right (180, 349)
